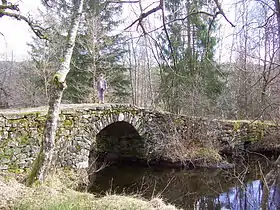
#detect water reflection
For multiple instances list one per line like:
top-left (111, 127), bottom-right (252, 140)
top-left (89, 158), bottom-right (279, 209)
top-left (216, 180), bottom-right (263, 209)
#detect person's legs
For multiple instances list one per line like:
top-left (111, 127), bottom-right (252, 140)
top-left (98, 89), bottom-right (104, 103)
top-left (101, 88), bottom-right (105, 103)
top-left (98, 89), bottom-right (101, 103)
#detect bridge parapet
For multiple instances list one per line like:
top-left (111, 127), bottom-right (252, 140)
top-left (0, 104), bottom-right (279, 171)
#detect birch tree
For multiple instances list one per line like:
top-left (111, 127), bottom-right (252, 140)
top-left (28, 0), bottom-right (85, 185)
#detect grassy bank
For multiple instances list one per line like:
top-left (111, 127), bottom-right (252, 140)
top-left (0, 170), bottom-right (180, 210)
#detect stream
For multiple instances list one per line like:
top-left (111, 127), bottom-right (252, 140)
top-left (89, 155), bottom-right (280, 209)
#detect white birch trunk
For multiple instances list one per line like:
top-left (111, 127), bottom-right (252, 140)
top-left (28, 0), bottom-right (85, 185)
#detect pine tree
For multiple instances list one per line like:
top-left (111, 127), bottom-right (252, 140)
top-left (157, 0), bottom-right (224, 115)
top-left (63, 0), bottom-right (130, 103)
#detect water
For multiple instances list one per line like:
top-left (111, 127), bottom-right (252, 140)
top-left (89, 156), bottom-right (280, 209)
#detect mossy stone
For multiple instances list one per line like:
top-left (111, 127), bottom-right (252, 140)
top-left (63, 119), bottom-right (74, 128)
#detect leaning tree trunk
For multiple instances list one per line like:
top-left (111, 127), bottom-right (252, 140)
top-left (27, 0), bottom-right (85, 185)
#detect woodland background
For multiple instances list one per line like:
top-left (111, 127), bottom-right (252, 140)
top-left (1, 0), bottom-right (280, 122)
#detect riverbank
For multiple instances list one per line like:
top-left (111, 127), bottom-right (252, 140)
top-left (0, 170), bottom-right (180, 210)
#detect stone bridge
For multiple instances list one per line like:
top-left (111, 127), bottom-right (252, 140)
top-left (0, 104), bottom-right (279, 170)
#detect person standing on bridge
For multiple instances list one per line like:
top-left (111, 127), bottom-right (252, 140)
top-left (97, 74), bottom-right (107, 104)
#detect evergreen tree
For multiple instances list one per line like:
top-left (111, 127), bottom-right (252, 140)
top-left (157, 0), bottom-right (224, 115)
top-left (63, 0), bottom-right (130, 103)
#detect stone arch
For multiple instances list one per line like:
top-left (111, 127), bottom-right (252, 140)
top-left (95, 121), bottom-right (144, 159)
top-left (87, 113), bottom-right (146, 188)
top-left (88, 111), bottom-right (146, 167)
top-left (91, 111), bottom-right (145, 137)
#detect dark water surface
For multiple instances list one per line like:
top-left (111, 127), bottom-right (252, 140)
top-left (89, 156), bottom-right (280, 209)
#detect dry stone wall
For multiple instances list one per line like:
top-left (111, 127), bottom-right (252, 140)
top-left (0, 104), bottom-right (279, 171)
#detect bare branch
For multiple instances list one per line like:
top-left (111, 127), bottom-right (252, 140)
top-left (255, 0), bottom-right (277, 13)
top-left (42, 0), bottom-right (51, 7)
top-left (161, 5), bottom-right (177, 69)
top-left (257, 12), bottom-right (275, 28)
top-left (0, 4), bottom-right (19, 11)
top-left (124, 0), bottom-right (163, 31)
top-left (0, 11), bottom-right (48, 40)
top-left (213, 0), bottom-right (235, 27)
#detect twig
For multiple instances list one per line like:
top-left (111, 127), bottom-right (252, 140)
top-left (258, 161), bottom-right (269, 190)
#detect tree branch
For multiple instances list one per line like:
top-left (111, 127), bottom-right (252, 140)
top-left (213, 0), bottom-right (235, 27)
top-left (124, 0), bottom-right (163, 31)
top-left (41, 0), bottom-right (53, 7)
top-left (257, 12), bottom-right (275, 28)
top-left (0, 11), bottom-right (48, 40)
top-left (161, 3), bottom-right (177, 69)
top-left (0, 4), bottom-right (19, 11)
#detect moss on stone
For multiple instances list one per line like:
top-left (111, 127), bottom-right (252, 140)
top-left (229, 120), bottom-right (274, 143)
top-left (63, 119), bottom-right (73, 128)
top-left (4, 148), bottom-right (14, 157)
top-left (233, 121), bottom-right (241, 132)
top-left (174, 118), bottom-right (184, 125)
top-left (75, 145), bottom-right (81, 151)
top-left (36, 116), bottom-right (47, 122)
top-left (246, 122), bottom-right (268, 142)
top-left (18, 135), bottom-right (31, 145)
top-left (7, 118), bottom-right (29, 125)
top-left (196, 148), bottom-right (222, 161)
top-left (8, 166), bottom-right (22, 174)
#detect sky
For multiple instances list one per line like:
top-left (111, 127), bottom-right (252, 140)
top-left (0, 0), bottom-right (42, 61)
top-left (0, 0), bottom-right (235, 62)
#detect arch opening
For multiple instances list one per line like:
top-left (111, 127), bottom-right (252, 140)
top-left (90, 121), bottom-right (144, 166)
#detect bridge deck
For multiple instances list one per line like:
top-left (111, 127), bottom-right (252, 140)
top-left (0, 103), bottom-right (133, 115)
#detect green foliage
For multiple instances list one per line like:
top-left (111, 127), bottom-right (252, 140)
top-left (157, 0), bottom-right (224, 114)
top-left (63, 0), bottom-right (130, 103)
top-left (27, 0), bottom-right (130, 104)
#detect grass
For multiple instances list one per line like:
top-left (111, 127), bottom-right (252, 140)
top-left (14, 186), bottom-right (179, 210)
top-left (0, 170), bottom-right (180, 210)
